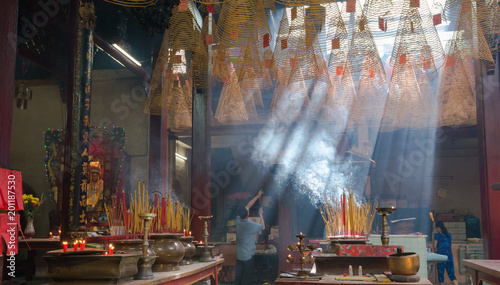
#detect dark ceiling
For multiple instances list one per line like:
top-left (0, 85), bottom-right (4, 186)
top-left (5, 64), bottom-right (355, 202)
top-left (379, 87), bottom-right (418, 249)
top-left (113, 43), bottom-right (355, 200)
top-left (15, 0), bottom-right (180, 80)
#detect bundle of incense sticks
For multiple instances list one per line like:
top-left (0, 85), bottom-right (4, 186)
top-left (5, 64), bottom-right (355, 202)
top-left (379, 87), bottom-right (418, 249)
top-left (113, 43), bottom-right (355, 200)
top-left (320, 189), bottom-right (377, 238)
top-left (106, 180), bottom-right (194, 236)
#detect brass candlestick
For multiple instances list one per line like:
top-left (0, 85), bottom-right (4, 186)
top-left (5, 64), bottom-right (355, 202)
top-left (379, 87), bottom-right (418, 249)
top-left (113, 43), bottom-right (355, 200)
top-left (286, 232), bottom-right (316, 278)
top-left (135, 213), bottom-right (157, 280)
top-left (199, 215), bottom-right (213, 262)
top-left (376, 207), bottom-right (396, 246)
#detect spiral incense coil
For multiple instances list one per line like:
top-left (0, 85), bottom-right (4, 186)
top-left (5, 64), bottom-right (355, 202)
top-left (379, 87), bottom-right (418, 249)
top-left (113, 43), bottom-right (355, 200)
top-left (240, 66), bottom-right (265, 110)
top-left (437, 54), bottom-right (477, 127)
top-left (167, 4), bottom-right (202, 52)
top-left (326, 3), bottom-right (349, 76)
top-left (212, 47), bottom-right (231, 83)
top-left (345, 14), bottom-right (385, 88)
top-left (319, 61), bottom-right (361, 129)
top-left (272, 9), bottom-right (291, 81)
top-left (357, 54), bottom-right (388, 124)
top-left (362, 0), bottom-right (400, 39)
top-left (274, 0), bottom-right (330, 8)
top-left (389, 7), bottom-right (441, 82)
top-left (217, 0), bottom-right (271, 50)
top-left (215, 64), bottom-right (250, 124)
top-left (104, 0), bottom-right (157, 7)
top-left (235, 31), bottom-right (274, 90)
top-left (383, 60), bottom-right (435, 129)
top-left (269, 64), bottom-right (310, 123)
top-left (394, 0), bottom-right (445, 70)
top-left (171, 79), bottom-right (193, 131)
top-left (445, 0), bottom-right (496, 72)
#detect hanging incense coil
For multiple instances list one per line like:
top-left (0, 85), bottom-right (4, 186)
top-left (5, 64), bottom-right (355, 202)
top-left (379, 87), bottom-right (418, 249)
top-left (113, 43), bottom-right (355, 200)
top-left (319, 60), bottom-right (361, 129)
top-left (215, 64), bottom-right (250, 124)
top-left (362, 0), bottom-right (400, 39)
top-left (345, 15), bottom-right (385, 88)
top-left (201, 14), bottom-right (220, 47)
top-left (274, 0), bottom-right (330, 8)
top-left (171, 78), bottom-right (193, 131)
top-left (394, 0), bottom-right (445, 70)
top-left (389, 7), bottom-right (441, 81)
top-left (437, 54), bottom-right (476, 126)
top-left (217, 0), bottom-right (271, 50)
top-left (103, 0), bottom-right (157, 7)
top-left (166, 4), bottom-right (202, 52)
top-left (383, 60), bottom-right (435, 129)
top-left (445, 0), bottom-right (496, 72)
top-left (235, 32), bottom-right (274, 90)
top-left (272, 9), bottom-right (291, 81)
top-left (357, 54), bottom-right (388, 125)
top-left (326, 3), bottom-right (349, 76)
top-left (269, 64), bottom-right (310, 123)
top-left (240, 66), bottom-right (265, 111)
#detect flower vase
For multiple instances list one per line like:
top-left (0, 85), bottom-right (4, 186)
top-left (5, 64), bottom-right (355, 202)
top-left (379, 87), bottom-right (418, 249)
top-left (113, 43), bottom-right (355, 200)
top-left (25, 218), bottom-right (35, 238)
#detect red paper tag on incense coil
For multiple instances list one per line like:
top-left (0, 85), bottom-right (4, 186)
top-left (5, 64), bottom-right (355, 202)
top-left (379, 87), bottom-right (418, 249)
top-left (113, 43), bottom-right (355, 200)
top-left (179, 0), bottom-right (188, 11)
top-left (264, 59), bottom-right (272, 69)
top-left (410, 0), bottom-right (419, 7)
top-left (175, 54), bottom-right (182, 64)
top-left (290, 58), bottom-right (295, 68)
top-left (281, 39), bottom-right (288, 50)
top-left (207, 4), bottom-right (215, 14)
top-left (379, 17), bottom-right (386, 31)
top-left (230, 30), bottom-right (238, 40)
top-left (263, 34), bottom-right (270, 48)
top-left (446, 55), bottom-right (455, 67)
top-left (222, 77), bottom-right (229, 83)
top-left (291, 7), bottom-right (297, 20)
top-left (369, 68), bottom-right (375, 78)
top-left (173, 80), bottom-right (180, 88)
top-left (346, 0), bottom-right (356, 13)
top-left (336, 65), bottom-right (344, 76)
top-left (332, 38), bottom-right (340, 49)
top-left (399, 54), bottom-right (407, 65)
top-left (206, 34), bottom-right (214, 45)
top-left (433, 14), bottom-right (442, 25)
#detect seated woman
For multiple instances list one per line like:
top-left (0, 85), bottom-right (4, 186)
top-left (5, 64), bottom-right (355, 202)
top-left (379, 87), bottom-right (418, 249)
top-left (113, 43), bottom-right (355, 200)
top-left (87, 162), bottom-right (103, 209)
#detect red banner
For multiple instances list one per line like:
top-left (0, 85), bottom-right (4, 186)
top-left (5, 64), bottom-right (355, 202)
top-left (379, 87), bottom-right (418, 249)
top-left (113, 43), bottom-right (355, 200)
top-left (0, 168), bottom-right (24, 211)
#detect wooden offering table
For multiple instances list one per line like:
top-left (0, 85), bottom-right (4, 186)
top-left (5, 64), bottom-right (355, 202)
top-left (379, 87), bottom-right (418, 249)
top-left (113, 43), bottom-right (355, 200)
top-left (43, 259), bottom-right (223, 285)
top-left (463, 259), bottom-right (500, 285)
top-left (126, 259), bottom-right (223, 285)
top-left (274, 275), bottom-right (433, 285)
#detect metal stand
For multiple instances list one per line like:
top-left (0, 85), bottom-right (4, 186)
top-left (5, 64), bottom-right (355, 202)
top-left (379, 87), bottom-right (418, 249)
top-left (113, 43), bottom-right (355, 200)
top-left (376, 208), bottom-right (395, 246)
top-left (135, 213), bottom-right (157, 280)
top-left (199, 216), bottom-right (213, 262)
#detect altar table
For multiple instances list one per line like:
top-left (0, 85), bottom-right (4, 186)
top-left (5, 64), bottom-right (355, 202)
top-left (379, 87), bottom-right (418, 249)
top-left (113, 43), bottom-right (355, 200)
top-left (43, 259), bottom-right (223, 285)
top-left (463, 259), bottom-right (500, 285)
top-left (127, 259), bottom-right (223, 285)
top-left (274, 275), bottom-right (433, 285)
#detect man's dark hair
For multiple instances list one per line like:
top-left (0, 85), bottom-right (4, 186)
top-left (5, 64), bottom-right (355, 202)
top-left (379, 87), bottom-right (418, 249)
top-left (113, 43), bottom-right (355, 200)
top-left (237, 206), bottom-right (248, 219)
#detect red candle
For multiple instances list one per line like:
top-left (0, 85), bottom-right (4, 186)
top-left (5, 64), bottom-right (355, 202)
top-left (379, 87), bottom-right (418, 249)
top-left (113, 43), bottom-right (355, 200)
top-left (50, 232), bottom-right (53, 239)
top-left (183, 229), bottom-right (186, 237)
top-left (62, 242), bottom-right (68, 252)
top-left (80, 240), bottom-right (85, 250)
top-left (189, 231), bottom-right (191, 237)
top-left (73, 241), bottom-right (78, 251)
top-left (109, 244), bottom-right (114, 255)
